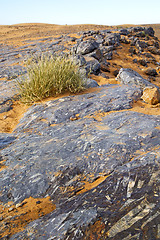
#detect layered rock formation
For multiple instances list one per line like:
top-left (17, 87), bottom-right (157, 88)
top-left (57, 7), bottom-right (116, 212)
top-left (0, 25), bottom-right (160, 239)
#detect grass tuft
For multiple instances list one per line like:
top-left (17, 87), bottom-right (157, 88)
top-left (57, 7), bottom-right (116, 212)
top-left (17, 54), bottom-right (86, 103)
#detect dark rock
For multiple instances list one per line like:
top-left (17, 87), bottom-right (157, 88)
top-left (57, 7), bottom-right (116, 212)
top-left (0, 99), bottom-right (13, 113)
top-left (129, 47), bottom-right (137, 54)
top-left (86, 48), bottom-right (103, 61)
top-left (113, 69), bottom-right (119, 77)
top-left (76, 39), bottom-right (99, 55)
top-left (143, 52), bottom-right (155, 59)
top-left (119, 28), bottom-right (129, 35)
top-left (138, 59), bottom-right (148, 67)
top-left (0, 134), bottom-right (16, 150)
top-left (130, 37), bottom-right (138, 46)
top-left (145, 27), bottom-right (155, 37)
top-left (100, 60), bottom-right (110, 72)
top-left (100, 45), bottom-right (114, 54)
top-left (148, 46), bottom-right (160, 55)
top-left (95, 35), bottom-right (104, 44)
top-left (0, 80), bottom-right (19, 114)
top-left (132, 26), bottom-right (145, 32)
top-left (135, 31), bottom-right (146, 37)
top-left (120, 36), bottom-right (130, 44)
top-left (70, 54), bottom-right (86, 67)
top-left (4, 92), bottom-right (160, 239)
top-left (84, 78), bottom-right (99, 88)
top-left (145, 67), bottom-right (158, 77)
top-left (133, 58), bottom-right (138, 63)
top-left (103, 33), bottom-right (120, 46)
top-left (104, 51), bottom-right (113, 60)
top-left (84, 57), bottom-right (101, 75)
top-left (135, 40), bottom-right (148, 51)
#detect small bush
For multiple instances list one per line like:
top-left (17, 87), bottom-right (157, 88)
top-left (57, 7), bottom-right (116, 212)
top-left (18, 54), bottom-right (86, 103)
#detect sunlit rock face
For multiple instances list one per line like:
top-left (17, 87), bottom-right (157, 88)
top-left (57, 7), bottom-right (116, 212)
top-left (0, 25), bottom-right (160, 239)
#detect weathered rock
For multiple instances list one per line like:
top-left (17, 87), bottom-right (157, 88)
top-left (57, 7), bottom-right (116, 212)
top-left (84, 57), bottom-right (101, 75)
top-left (84, 78), bottom-right (99, 88)
top-left (100, 60), bottom-right (110, 72)
top-left (2, 91), bottom-right (160, 239)
top-left (70, 54), bottom-right (86, 67)
top-left (148, 46), bottom-right (160, 55)
top-left (76, 39), bottom-right (99, 55)
top-left (119, 28), bottom-right (129, 36)
top-left (86, 48), bottom-right (103, 61)
top-left (1, 26), bottom-right (160, 240)
top-left (129, 47), bottom-right (137, 54)
top-left (145, 26), bottom-right (155, 37)
top-left (138, 58), bottom-right (148, 67)
top-left (0, 79), bottom-right (19, 113)
top-left (116, 68), bottom-right (158, 89)
top-left (135, 40), bottom-right (148, 51)
top-left (104, 51), bottom-right (113, 60)
top-left (120, 36), bottom-right (130, 44)
top-left (103, 33), bottom-right (120, 46)
top-left (142, 86), bottom-right (160, 104)
top-left (145, 67), bottom-right (158, 76)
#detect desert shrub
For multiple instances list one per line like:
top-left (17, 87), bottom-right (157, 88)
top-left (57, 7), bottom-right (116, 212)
top-left (18, 54), bottom-right (86, 103)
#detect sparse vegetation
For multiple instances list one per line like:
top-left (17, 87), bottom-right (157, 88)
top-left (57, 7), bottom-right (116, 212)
top-left (18, 54), bottom-right (86, 103)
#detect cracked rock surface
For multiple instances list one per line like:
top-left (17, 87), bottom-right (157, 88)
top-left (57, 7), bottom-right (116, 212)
top-left (0, 25), bottom-right (160, 239)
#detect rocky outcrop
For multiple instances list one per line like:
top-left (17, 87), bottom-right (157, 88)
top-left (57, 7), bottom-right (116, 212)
top-left (0, 25), bottom-right (160, 239)
top-left (116, 68), bottom-right (159, 89)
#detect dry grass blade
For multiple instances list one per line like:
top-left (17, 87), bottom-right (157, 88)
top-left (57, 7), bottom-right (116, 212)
top-left (17, 54), bottom-right (86, 103)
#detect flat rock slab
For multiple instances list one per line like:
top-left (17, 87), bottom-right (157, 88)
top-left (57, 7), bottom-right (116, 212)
top-left (0, 84), bottom-right (160, 239)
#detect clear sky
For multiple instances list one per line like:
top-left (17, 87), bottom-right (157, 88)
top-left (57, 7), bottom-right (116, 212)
top-left (0, 0), bottom-right (160, 26)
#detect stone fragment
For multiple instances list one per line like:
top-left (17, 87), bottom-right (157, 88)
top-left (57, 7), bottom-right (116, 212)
top-left (84, 57), bottom-right (101, 75)
top-left (145, 67), bottom-right (158, 76)
top-left (103, 33), bottom-right (120, 46)
top-left (135, 40), bottom-right (148, 51)
top-left (148, 46), bottom-right (160, 55)
top-left (84, 78), bottom-right (99, 88)
top-left (116, 68), bottom-right (158, 89)
top-left (76, 39), bottom-right (99, 55)
top-left (141, 87), bottom-right (160, 105)
top-left (120, 36), bottom-right (130, 44)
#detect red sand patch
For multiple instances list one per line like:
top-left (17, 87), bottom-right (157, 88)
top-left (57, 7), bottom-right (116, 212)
top-left (0, 196), bottom-right (56, 238)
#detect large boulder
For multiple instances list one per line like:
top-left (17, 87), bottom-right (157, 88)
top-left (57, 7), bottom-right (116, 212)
top-left (84, 56), bottom-right (101, 75)
top-left (76, 39), bottom-right (99, 55)
top-left (116, 68), bottom-right (159, 90)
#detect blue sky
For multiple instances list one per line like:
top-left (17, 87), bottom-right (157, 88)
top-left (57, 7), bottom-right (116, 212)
top-left (0, 0), bottom-right (160, 25)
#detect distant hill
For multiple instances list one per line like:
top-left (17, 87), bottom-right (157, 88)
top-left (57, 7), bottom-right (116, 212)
top-left (0, 23), bottom-right (160, 44)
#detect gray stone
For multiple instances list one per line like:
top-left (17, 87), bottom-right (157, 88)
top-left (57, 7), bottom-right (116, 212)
top-left (135, 40), bottom-right (148, 51)
top-left (103, 33), bottom-right (120, 46)
top-left (116, 68), bottom-right (159, 89)
top-left (148, 46), bottom-right (160, 55)
top-left (76, 39), bottom-right (99, 55)
top-left (84, 78), bottom-right (99, 88)
top-left (145, 67), bottom-right (158, 76)
top-left (84, 57), bottom-right (101, 75)
top-left (119, 29), bottom-right (129, 36)
top-left (145, 27), bottom-right (155, 37)
top-left (1, 26), bottom-right (160, 240)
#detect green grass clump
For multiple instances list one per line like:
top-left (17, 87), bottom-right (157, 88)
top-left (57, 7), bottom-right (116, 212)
top-left (18, 54), bottom-right (86, 103)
